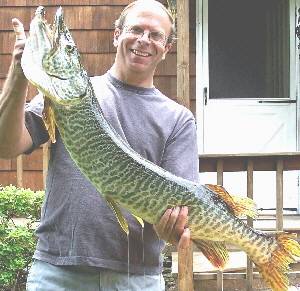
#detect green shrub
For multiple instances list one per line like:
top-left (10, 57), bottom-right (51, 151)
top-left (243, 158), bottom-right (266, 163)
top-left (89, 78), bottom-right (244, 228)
top-left (0, 185), bottom-right (44, 290)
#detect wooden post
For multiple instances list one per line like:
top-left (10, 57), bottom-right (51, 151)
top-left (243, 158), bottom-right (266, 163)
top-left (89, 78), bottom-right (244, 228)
top-left (246, 160), bottom-right (254, 291)
top-left (216, 159), bottom-right (224, 291)
top-left (276, 159), bottom-right (284, 231)
top-left (16, 155), bottom-right (23, 188)
top-left (216, 159), bottom-right (224, 185)
top-left (178, 244), bottom-right (194, 291)
top-left (177, 1), bottom-right (193, 290)
top-left (177, 0), bottom-right (190, 108)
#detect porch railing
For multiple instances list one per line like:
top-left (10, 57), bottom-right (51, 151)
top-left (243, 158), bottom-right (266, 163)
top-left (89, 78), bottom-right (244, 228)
top-left (177, 152), bottom-right (300, 291)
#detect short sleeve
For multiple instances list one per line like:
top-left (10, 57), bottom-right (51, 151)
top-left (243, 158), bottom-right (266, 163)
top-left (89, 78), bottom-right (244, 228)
top-left (161, 110), bottom-right (199, 183)
top-left (24, 94), bottom-right (49, 154)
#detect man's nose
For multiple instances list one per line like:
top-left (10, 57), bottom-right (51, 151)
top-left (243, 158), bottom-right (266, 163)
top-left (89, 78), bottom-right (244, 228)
top-left (138, 31), bottom-right (151, 43)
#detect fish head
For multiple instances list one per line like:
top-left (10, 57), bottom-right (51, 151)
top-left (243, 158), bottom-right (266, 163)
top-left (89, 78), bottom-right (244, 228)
top-left (21, 6), bottom-right (88, 106)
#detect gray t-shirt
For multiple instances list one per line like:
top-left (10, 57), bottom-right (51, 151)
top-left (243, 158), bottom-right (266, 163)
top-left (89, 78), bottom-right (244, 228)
top-left (25, 72), bottom-right (199, 275)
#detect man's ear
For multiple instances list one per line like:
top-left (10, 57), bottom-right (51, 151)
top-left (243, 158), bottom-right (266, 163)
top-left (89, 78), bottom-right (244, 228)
top-left (162, 42), bottom-right (173, 60)
top-left (113, 29), bottom-right (121, 47)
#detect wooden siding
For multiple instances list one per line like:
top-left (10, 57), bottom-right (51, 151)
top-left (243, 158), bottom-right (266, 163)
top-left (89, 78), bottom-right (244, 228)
top-left (0, 1), bottom-right (196, 190)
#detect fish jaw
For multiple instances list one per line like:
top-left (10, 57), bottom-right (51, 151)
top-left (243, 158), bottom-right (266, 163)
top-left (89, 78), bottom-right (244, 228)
top-left (21, 6), bottom-right (54, 97)
top-left (21, 6), bottom-right (86, 106)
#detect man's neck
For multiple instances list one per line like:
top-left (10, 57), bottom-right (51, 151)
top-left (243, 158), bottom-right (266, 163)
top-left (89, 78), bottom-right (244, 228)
top-left (110, 64), bottom-right (154, 88)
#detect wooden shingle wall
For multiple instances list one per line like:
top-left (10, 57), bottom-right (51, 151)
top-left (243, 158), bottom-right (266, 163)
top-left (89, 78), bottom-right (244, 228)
top-left (0, 0), bottom-right (196, 190)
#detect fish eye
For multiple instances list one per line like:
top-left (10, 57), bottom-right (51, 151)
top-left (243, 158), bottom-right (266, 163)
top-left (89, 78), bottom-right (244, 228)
top-left (65, 44), bottom-right (75, 52)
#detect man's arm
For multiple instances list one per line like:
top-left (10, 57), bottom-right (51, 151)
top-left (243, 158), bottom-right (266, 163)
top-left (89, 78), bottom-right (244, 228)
top-left (0, 19), bottom-right (33, 159)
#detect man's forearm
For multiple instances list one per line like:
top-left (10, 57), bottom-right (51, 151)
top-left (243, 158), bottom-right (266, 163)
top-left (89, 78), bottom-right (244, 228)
top-left (0, 62), bottom-right (28, 158)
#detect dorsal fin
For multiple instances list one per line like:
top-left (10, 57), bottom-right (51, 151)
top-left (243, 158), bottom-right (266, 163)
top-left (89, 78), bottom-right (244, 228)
top-left (205, 184), bottom-right (258, 218)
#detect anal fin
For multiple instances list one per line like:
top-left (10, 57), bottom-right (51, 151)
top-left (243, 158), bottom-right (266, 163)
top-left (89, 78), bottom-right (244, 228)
top-left (193, 239), bottom-right (229, 270)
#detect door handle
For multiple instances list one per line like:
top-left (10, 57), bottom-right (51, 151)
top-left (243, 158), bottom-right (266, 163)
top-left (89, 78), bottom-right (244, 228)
top-left (258, 100), bottom-right (296, 104)
top-left (203, 87), bottom-right (208, 105)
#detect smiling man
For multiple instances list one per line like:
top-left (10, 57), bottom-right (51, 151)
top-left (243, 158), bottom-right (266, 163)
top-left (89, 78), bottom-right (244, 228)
top-left (111, 1), bottom-right (174, 87)
top-left (0, 0), bottom-right (199, 290)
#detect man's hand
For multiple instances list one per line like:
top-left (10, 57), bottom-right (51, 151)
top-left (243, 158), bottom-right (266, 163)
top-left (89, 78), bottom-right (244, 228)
top-left (154, 206), bottom-right (191, 249)
top-left (11, 18), bottom-right (26, 67)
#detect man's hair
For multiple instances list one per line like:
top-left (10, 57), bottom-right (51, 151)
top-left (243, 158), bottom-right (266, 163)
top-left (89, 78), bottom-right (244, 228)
top-left (114, 0), bottom-right (176, 45)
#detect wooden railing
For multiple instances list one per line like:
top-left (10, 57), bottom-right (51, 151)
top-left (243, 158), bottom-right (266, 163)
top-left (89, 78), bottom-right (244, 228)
top-left (177, 152), bottom-right (300, 291)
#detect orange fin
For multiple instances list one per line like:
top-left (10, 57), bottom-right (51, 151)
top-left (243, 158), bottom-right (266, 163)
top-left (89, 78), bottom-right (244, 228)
top-left (256, 232), bottom-right (300, 291)
top-left (206, 184), bottom-right (258, 218)
top-left (42, 96), bottom-right (56, 143)
top-left (193, 239), bottom-right (229, 270)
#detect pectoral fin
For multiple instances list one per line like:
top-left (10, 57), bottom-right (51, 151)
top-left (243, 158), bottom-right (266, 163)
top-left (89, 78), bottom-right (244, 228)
top-left (106, 197), bottom-right (129, 235)
top-left (42, 96), bottom-right (56, 143)
top-left (193, 239), bottom-right (229, 270)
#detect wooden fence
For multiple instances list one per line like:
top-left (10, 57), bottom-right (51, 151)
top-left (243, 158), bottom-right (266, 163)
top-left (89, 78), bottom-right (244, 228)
top-left (176, 152), bottom-right (300, 291)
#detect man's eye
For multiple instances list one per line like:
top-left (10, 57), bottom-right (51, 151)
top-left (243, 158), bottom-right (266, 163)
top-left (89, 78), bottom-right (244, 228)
top-left (130, 27), bottom-right (143, 35)
top-left (150, 32), bottom-right (165, 42)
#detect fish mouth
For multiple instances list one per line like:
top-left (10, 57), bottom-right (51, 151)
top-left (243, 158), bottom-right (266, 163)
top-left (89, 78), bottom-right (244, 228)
top-left (52, 6), bottom-right (65, 49)
top-left (35, 6), bottom-right (46, 19)
top-left (33, 6), bottom-right (66, 50)
top-left (22, 6), bottom-right (86, 106)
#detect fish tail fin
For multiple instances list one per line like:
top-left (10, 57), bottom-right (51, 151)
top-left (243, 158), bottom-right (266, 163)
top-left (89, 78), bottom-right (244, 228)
top-left (255, 232), bottom-right (300, 291)
top-left (205, 184), bottom-right (258, 218)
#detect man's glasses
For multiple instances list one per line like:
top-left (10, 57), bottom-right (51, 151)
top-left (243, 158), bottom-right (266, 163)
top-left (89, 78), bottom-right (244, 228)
top-left (123, 25), bottom-right (167, 47)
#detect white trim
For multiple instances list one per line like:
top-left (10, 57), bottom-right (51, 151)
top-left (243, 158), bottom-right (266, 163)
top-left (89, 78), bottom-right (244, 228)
top-left (295, 0), bottom-right (300, 151)
top-left (196, 0), bottom-right (204, 153)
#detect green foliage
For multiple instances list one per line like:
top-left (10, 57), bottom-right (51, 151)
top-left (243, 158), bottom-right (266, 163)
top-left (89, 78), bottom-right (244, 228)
top-left (0, 185), bottom-right (44, 290)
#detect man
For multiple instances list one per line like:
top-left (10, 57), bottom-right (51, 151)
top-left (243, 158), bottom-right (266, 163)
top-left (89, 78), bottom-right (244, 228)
top-left (0, 0), bottom-right (199, 290)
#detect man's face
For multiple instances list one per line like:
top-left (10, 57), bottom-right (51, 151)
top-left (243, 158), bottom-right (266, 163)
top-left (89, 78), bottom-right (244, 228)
top-left (113, 6), bottom-right (172, 77)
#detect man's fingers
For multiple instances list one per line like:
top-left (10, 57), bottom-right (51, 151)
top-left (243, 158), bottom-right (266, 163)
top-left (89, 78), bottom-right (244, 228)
top-left (154, 207), bottom-right (179, 242)
top-left (174, 206), bottom-right (188, 234)
top-left (154, 206), bottom-right (189, 245)
top-left (12, 18), bottom-right (26, 41)
top-left (155, 208), bottom-right (172, 233)
top-left (164, 206), bottom-right (180, 237)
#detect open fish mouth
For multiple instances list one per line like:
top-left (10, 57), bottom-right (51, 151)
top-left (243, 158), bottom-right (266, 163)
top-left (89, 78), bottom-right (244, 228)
top-left (21, 6), bottom-right (87, 106)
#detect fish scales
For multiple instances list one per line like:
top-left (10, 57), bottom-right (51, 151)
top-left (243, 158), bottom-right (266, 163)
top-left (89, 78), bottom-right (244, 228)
top-left (21, 6), bottom-right (300, 291)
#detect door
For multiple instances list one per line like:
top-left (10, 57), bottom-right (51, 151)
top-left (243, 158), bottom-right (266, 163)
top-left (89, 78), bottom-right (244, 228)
top-left (196, 0), bottom-right (300, 212)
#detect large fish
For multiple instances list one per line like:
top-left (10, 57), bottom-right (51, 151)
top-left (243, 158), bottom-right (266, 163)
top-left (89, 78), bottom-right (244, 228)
top-left (21, 6), bottom-right (300, 290)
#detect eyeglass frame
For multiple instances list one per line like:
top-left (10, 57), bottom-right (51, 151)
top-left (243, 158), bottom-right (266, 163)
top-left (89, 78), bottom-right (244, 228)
top-left (122, 25), bottom-right (170, 47)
